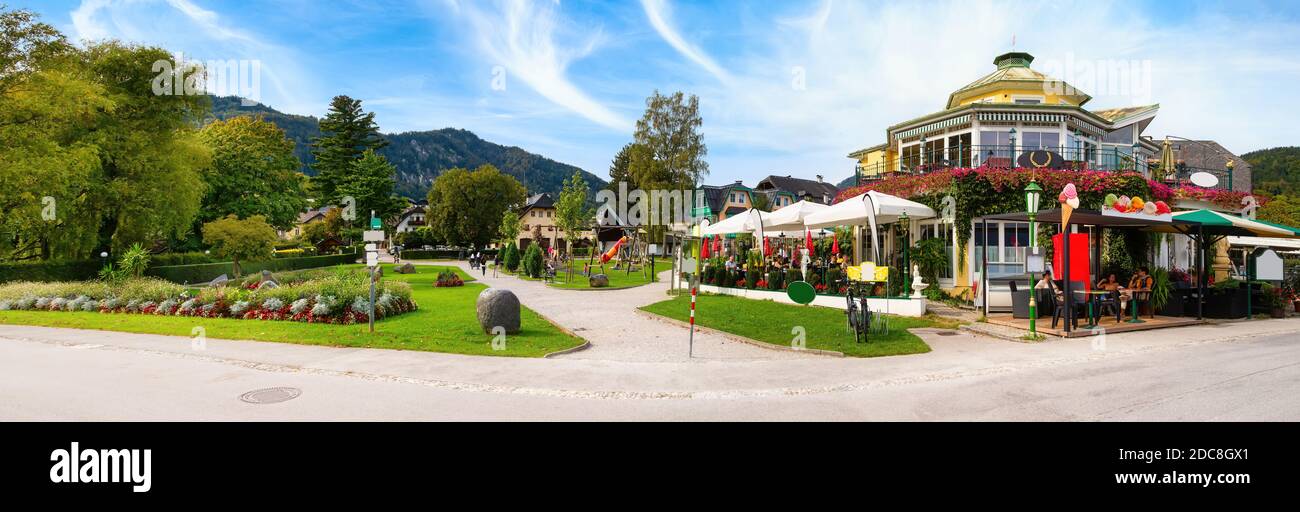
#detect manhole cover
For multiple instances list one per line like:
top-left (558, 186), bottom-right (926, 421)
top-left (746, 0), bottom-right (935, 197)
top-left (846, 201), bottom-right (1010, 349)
top-left (239, 387), bottom-right (301, 404)
top-left (934, 331), bottom-right (960, 336)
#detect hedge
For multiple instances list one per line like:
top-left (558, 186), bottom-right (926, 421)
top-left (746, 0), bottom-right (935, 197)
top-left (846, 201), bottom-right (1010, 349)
top-left (0, 259), bottom-right (103, 283)
top-left (144, 253), bottom-right (359, 284)
top-left (400, 249), bottom-right (498, 260)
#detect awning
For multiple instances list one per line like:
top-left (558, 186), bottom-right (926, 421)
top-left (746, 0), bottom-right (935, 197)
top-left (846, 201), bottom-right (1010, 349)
top-left (1227, 236), bottom-right (1300, 251)
top-left (762, 200), bottom-right (828, 232)
top-left (803, 190), bottom-right (936, 230)
top-left (1146, 210), bottom-right (1298, 237)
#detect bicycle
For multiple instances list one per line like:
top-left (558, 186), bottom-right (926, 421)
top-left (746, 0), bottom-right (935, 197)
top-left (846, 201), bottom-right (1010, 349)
top-left (844, 282), bottom-right (873, 344)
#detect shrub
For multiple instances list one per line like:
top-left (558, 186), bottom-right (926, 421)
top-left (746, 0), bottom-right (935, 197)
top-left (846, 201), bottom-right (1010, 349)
top-left (522, 244), bottom-right (544, 278)
top-left (503, 243), bottom-right (521, 272)
top-left (766, 270), bottom-right (783, 290)
top-left (145, 253), bottom-right (357, 284)
top-left (785, 269), bottom-right (802, 286)
top-left (435, 270), bottom-right (464, 287)
top-left (745, 270), bottom-right (760, 289)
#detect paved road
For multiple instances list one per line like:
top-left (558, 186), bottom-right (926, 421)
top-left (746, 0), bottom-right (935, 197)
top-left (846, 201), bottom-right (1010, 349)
top-left (2, 317), bottom-right (1298, 420)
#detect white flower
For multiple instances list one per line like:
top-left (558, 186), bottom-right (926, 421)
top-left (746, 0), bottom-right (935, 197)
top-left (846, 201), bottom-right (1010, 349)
top-left (178, 298), bottom-right (200, 313)
top-left (262, 298), bottom-right (285, 311)
top-left (50, 297), bottom-right (67, 310)
top-left (157, 299), bottom-right (177, 314)
top-left (0, 300), bottom-right (10, 311)
top-left (230, 301), bottom-right (251, 316)
top-left (290, 298), bottom-right (311, 315)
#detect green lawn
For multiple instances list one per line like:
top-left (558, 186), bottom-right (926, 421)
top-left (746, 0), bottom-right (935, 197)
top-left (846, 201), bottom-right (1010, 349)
top-left (639, 293), bottom-right (959, 357)
top-left (0, 264), bottom-right (583, 358)
top-left (546, 261), bottom-right (658, 290)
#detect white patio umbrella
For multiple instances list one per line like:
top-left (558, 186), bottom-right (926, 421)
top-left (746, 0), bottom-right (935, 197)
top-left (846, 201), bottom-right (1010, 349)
top-left (803, 190), bottom-right (937, 262)
top-left (763, 200), bottom-right (829, 232)
top-left (700, 209), bottom-right (771, 236)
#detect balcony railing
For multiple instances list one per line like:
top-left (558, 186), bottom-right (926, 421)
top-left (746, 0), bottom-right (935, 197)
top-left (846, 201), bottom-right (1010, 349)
top-left (855, 145), bottom-right (1154, 186)
top-left (855, 148), bottom-right (1237, 191)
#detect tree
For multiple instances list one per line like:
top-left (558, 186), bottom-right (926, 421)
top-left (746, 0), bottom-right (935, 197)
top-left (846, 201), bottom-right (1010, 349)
top-left (0, 7), bottom-right (101, 261)
top-left (626, 90), bottom-right (708, 242)
top-left (426, 164), bottom-right (527, 248)
top-left (498, 209), bottom-right (522, 246)
top-left (79, 41), bottom-right (212, 257)
top-left (629, 90), bottom-right (708, 190)
top-left (198, 116), bottom-right (307, 230)
top-left (607, 142), bottom-right (635, 190)
top-left (751, 193), bottom-right (771, 212)
top-left (1, 10), bottom-right (207, 261)
top-left (299, 221), bottom-right (330, 247)
top-left (201, 215), bottom-right (277, 277)
top-left (1258, 195), bottom-right (1300, 228)
top-left (554, 171), bottom-right (591, 281)
top-left (310, 95), bottom-right (387, 204)
top-left (522, 243), bottom-right (544, 278)
top-left (336, 150), bottom-right (405, 230)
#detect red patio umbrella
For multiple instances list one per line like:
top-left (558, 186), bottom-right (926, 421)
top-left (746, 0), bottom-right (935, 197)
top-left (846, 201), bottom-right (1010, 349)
top-left (831, 235), bottom-right (840, 256)
top-left (763, 236), bottom-right (772, 257)
top-left (699, 236), bottom-right (711, 259)
top-left (805, 229), bottom-right (814, 254)
top-left (713, 236), bottom-right (722, 255)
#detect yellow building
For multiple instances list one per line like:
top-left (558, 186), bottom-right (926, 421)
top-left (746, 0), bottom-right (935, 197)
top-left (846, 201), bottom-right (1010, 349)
top-left (846, 51), bottom-right (1164, 301)
top-left (850, 52), bottom-right (1160, 182)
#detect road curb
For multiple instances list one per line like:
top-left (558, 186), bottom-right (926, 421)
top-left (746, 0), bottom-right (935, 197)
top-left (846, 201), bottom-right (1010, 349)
top-left (633, 309), bottom-right (845, 358)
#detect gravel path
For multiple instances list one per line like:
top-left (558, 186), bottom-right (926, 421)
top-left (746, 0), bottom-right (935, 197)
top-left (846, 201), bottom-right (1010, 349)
top-left (441, 261), bottom-right (820, 362)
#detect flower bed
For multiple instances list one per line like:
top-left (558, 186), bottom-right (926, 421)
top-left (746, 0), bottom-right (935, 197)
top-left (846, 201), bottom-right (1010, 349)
top-left (0, 273), bottom-right (416, 325)
top-left (434, 270), bottom-right (464, 287)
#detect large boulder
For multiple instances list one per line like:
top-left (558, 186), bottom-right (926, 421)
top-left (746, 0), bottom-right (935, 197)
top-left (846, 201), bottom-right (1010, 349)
top-left (476, 288), bottom-right (521, 334)
top-left (589, 274), bottom-right (610, 288)
top-left (395, 262), bottom-right (416, 274)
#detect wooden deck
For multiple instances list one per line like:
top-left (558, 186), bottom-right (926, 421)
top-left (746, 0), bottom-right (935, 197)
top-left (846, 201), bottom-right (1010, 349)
top-left (986, 314), bottom-right (1204, 338)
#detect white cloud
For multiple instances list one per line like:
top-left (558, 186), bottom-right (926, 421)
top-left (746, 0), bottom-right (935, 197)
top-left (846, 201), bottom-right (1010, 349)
top-left (640, 0), bottom-right (732, 83)
top-left (453, 0), bottom-right (632, 132)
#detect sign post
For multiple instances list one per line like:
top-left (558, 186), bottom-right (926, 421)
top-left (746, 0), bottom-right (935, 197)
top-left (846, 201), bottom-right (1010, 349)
top-left (365, 218), bottom-right (383, 333)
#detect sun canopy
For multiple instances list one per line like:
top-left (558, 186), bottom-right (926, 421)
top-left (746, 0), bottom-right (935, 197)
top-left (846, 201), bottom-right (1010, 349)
top-left (762, 200), bottom-right (829, 232)
top-left (803, 191), bottom-right (936, 230)
top-left (700, 209), bottom-right (771, 236)
top-left (1146, 210), bottom-right (1298, 238)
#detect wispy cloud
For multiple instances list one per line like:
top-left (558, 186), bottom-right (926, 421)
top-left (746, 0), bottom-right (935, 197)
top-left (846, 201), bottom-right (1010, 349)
top-left (640, 0), bottom-right (732, 83)
top-left (452, 0), bottom-right (632, 132)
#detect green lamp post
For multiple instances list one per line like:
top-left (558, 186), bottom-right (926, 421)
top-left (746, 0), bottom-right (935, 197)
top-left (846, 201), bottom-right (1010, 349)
top-left (1024, 180), bottom-right (1043, 335)
top-left (899, 211), bottom-right (910, 298)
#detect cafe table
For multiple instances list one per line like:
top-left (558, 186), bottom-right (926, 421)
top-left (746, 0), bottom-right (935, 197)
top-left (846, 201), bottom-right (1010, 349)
top-left (1074, 289), bottom-right (1113, 329)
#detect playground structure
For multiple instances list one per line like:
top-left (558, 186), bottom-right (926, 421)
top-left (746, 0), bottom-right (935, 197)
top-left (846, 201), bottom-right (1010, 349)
top-left (583, 227), bottom-right (657, 285)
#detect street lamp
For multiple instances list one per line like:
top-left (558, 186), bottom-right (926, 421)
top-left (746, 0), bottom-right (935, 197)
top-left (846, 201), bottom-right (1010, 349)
top-left (898, 211), bottom-right (910, 298)
top-left (1132, 141), bottom-right (1142, 173)
top-left (1024, 180), bottom-right (1043, 336)
top-left (1225, 159), bottom-right (1235, 191)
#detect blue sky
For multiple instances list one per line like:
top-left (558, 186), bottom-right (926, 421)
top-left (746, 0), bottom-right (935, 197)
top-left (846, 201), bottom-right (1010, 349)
top-left (16, 0), bottom-right (1300, 186)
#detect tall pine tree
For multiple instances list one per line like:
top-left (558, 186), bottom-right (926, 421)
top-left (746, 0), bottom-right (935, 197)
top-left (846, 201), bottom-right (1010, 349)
top-left (310, 95), bottom-right (387, 205)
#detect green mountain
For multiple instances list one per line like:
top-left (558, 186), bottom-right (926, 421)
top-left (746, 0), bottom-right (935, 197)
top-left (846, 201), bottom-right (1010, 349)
top-left (207, 96), bottom-right (607, 200)
top-left (1243, 146), bottom-right (1300, 197)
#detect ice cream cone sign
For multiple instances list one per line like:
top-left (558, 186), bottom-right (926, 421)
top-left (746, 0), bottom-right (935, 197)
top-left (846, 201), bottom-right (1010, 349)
top-left (1058, 183), bottom-right (1079, 228)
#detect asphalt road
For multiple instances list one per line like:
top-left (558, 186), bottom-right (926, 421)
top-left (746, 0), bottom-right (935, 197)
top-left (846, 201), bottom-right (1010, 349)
top-left (2, 321), bottom-right (1297, 421)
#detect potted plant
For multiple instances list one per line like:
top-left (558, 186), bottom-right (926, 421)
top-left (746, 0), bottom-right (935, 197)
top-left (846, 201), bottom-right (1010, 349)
top-left (1150, 267), bottom-right (1181, 316)
top-left (1262, 285), bottom-right (1288, 318)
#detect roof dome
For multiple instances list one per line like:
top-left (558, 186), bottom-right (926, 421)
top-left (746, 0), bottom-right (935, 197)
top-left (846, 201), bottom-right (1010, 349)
top-left (946, 51), bottom-right (1091, 109)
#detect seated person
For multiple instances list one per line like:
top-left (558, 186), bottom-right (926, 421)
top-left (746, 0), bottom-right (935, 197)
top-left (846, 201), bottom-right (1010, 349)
top-left (1097, 273), bottom-right (1129, 310)
top-left (1128, 268), bottom-right (1153, 291)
